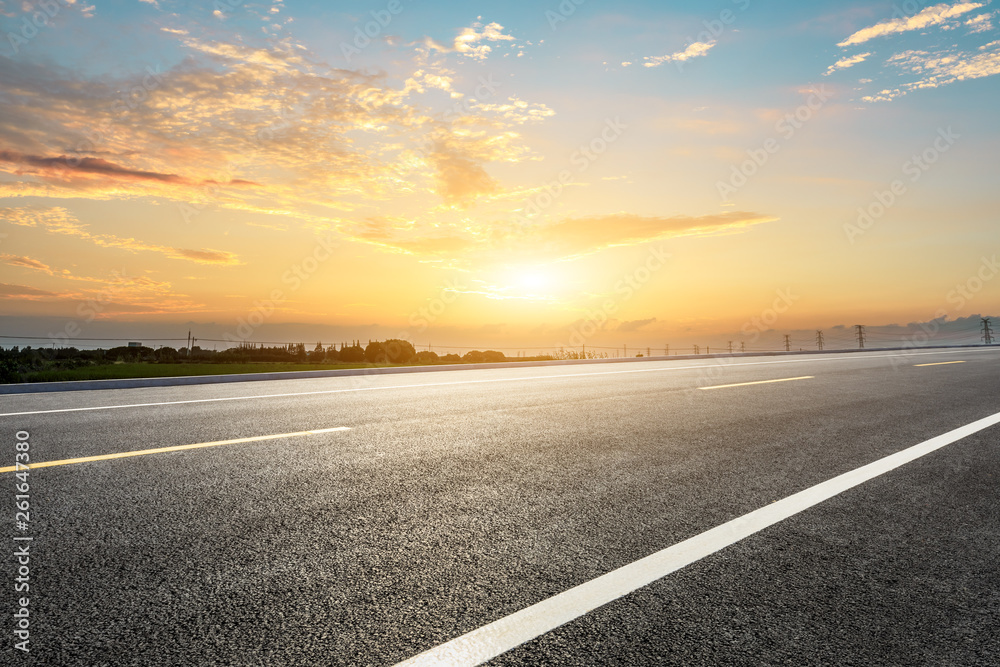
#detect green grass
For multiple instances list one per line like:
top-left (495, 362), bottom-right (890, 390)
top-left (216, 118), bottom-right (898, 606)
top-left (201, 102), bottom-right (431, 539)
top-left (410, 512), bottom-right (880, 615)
top-left (21, 362), bottom-right (388, 383)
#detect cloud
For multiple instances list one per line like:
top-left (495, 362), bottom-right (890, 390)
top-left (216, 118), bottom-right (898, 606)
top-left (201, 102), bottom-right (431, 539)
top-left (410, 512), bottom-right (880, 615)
top-left (424, 125), bottom-right (536, 207)
top-left (0, 28), bottom-right (548, 218)
top-left (643, 41), bottom-right (716, 68)
top-left (965, 11), bottom-right (995, 32)
top-left (837, 2), bottom-right (985, 47)
top-left (824, 52), bottom-right (872, 75)
top-left (0, 283), bottom-right (60, 298)
top-left (167, 248), bottom-right (241, 264)
top-left (0, 253), bottom-right (53, 274)
top-left (1, 149), bottom-right (185, 184)
top-left (343, 210), bottom-right (777, 262)
top-left (863, 41), bottom-right (1000, 101)
top-left (422, 21), bottom-right (516, 60)
top-left (528, 211), bottom-right (777, 259)
top-left (617, 317), bottom-right (657, 332)
top-left (428, 140), bottom-right (500, 207)
top-left (3, 206), bottom-right (242, 265)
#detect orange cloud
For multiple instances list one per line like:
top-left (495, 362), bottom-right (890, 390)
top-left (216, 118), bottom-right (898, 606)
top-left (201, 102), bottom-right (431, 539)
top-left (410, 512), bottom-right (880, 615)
top-left (0, 149), bottom-right (260, 189)
top-left (0, 253), bottom-right (53, 274)
top-left (0, 31), bottom-right (549, 221)
top-left (0, 282), bottom-right (62, 299)
top-left (528, 211), bottom-right (778, 259)
top-left (342, 210), bottom-right (777, 263)
top-left (3, 206), bottom-right (241, 265)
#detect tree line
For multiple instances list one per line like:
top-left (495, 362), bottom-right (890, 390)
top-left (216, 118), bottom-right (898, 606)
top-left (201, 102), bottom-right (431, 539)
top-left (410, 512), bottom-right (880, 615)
top-left (0, 340), bottom-right (521, 383)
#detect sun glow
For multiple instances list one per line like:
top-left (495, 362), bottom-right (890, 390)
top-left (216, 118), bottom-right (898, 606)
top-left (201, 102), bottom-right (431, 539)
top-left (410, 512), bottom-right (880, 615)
top-left (517, 270), bottom-right (551, 292)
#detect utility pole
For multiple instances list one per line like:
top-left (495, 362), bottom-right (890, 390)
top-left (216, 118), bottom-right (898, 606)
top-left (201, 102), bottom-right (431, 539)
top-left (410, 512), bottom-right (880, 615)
top-left (983, 317), bottom-right (995, 345)
top-left (706, 345), bottom-right (710, 355)
top-left (623, 344), bottom-right (627, 357)
top-left (855, 325), bottom-right (866, 349)
top-left (187, 330), bottom-right (191, 356)
top-left (693, 345), bottom-right (700, 355)
top-left (665, 344), bottom-right (669, 356)
top-left (646, 347), bottom-right (650, 358)
top-left (816, 330), bottom-right (825, 351)
top-left (740, 341), bottom-right (746, 353)
top-left (728, 341), bottom-right (733, 354)
top-left (783, 334), bottom-right (791, 352)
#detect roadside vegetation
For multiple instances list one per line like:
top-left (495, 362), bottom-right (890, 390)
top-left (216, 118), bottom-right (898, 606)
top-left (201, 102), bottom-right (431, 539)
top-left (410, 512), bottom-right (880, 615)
top-left (0, 340), bottom-right (592, 384)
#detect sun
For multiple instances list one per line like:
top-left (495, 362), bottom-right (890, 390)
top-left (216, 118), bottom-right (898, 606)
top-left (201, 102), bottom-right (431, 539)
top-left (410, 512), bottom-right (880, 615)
top-left (518, 271), bottom-right (551, 292)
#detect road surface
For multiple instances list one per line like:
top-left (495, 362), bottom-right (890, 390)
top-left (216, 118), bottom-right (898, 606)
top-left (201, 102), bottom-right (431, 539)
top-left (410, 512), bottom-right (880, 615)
top-left (2, 348), bottom-right (999, 665)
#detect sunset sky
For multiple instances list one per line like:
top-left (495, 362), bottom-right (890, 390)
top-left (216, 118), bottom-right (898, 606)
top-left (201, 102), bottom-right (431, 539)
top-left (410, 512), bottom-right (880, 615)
top-left (1, 0), bottom-right (998, 351)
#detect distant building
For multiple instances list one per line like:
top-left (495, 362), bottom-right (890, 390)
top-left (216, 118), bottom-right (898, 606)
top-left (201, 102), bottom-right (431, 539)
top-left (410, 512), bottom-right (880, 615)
top-left (127, 342), bottom-right (142, 348)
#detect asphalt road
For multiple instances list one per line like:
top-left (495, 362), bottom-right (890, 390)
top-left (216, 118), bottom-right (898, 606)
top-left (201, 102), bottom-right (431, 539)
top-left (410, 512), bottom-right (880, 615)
top-left (2, 348), bottom-right (999, 666)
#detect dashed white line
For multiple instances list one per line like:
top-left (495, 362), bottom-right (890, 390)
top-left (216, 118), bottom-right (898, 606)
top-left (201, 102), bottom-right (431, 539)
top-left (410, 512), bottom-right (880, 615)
top-left (0, 348), bottom-right (991, 417)
top-left (0, 427), bottom-right (351, 473)
top-left (698, 376), bottom-right (813, 390)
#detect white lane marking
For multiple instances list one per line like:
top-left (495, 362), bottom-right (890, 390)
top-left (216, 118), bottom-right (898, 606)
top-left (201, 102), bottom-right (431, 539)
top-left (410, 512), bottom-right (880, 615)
top-left (0, 427), bottom-right (351, 473)
top-left (393, 411), bottom-right (1000, 667)
top-left (914, 361), bottom-right (966, 367)
top-left (1, 348), bottom-right (993, 417)
top-left (698, 376), bottom-right (813, 390)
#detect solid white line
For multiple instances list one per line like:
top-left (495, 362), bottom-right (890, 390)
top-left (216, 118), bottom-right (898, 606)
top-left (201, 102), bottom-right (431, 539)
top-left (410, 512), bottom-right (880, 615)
top-left (698, 376), bottom-right (813, 390)
top-left (393, 410), bottom-right (1000, 667)
top-left (1, 348), bottom-right (992, 417)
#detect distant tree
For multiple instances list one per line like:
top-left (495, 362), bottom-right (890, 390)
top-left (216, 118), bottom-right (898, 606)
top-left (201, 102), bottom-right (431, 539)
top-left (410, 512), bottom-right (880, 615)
top-left (383, 339), bottom-right (416, 364)
top-left (339, 342), bottom-right (366, 362)
top-left (295, 343), bottom-right (307, 361)
top-left (415, 350), bottom-right (439, 364)
top-left (309, 342), bottom-right (325, 362)
top-left (105, 345), bottom-right (155, 362)
top-left (364, 340), bottom-right (386, 363)
top-left (462, 350), bottom-right (485, 363)
top-left (482, 350), bottom-right (506, 363)
top-left (156, 347), bottom-right (178, 361)
top-left (0, 354), bottom-right (20, 383)
top-left (440, 353), bottom-right (461, 363)
top-left (325, 344), bottom-right (340, 362)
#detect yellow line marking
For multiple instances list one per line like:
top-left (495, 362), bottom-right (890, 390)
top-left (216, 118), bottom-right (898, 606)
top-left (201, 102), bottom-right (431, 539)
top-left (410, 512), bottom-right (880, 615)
top-left (914, 361), bottom-right (966, 367)
top-left (0, 427), bottom-right (350, 473)
top-left (699, 376), bottom-right (814, 391)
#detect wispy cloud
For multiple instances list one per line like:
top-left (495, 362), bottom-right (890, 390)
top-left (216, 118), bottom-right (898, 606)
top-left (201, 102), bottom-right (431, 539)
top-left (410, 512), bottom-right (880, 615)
top-left (342, 210), bottom-right (777, 263)
top-left (863, 41), bottom-right (1000, 101)
top-left (0, 253), bottom-right (53, 274)
top-left (837, 2), bottom-right (985, 47)
top-left (640, 41), bottom-right (717, 68)
top-left (0, 149), bottom-right (258, 188)
top-left (824, 51), bottom-right (872, 75)
top-left (3, 206), bottom-right (241, 265)
top-left (0, 283), bottom-right (62, 299)
top-left (618, 317), bottom-right (657, 332)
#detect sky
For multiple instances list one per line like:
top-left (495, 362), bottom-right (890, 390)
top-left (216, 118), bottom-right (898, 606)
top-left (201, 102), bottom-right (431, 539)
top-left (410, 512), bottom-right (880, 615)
top-left (0, 0), bottom-right (998, 352)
